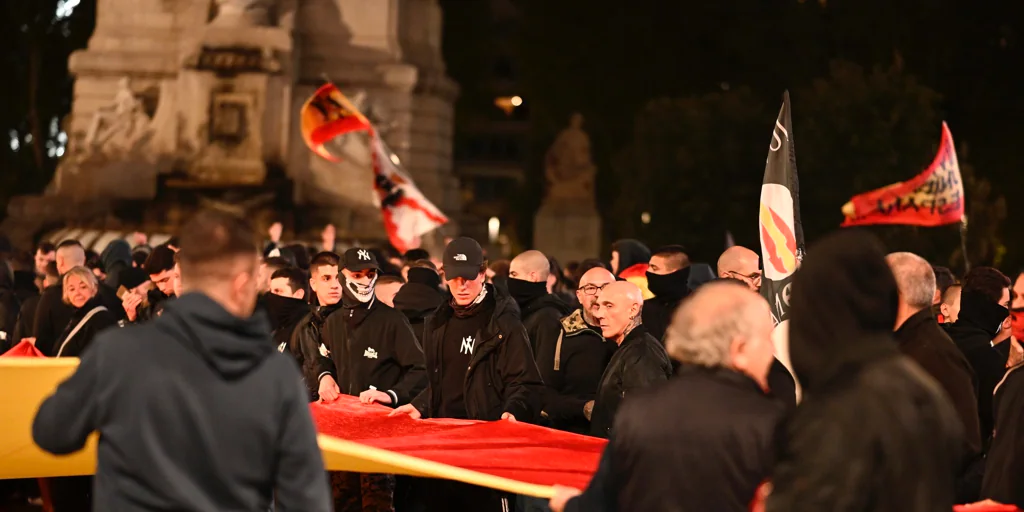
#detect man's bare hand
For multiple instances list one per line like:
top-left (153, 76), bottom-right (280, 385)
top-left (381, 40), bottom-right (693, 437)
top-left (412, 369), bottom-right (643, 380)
top-left (389, 404), bottom-right (422, 420)
top-left (583, 400), bottom-right (595, 421)
top-left (549, 485), bottom-right (581, 512)
top-left (501, 412), bottom-right (516, 422)
top-left (318, 375), bottom-right (340, 402)
top-left (359, 389), bottom-right (392, 405)
top-left (122, 292), bottom-right (143, 322)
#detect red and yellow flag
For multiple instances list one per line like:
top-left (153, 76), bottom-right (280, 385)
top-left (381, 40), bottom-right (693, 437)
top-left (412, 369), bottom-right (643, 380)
top-left (299, 83), bottom-right (371, 162)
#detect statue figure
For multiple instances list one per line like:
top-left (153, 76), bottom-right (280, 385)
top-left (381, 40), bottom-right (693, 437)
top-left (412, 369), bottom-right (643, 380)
top-left (211, 0), bottom-right (276, 26)
top-left (544, 112), bottom-right (596, 203)
top-left (82, 77), bottom-right (152, 156)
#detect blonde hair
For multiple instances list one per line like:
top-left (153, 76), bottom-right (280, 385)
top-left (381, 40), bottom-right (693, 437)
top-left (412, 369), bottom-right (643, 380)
top-left (62, 266), bottom-right (98, 305)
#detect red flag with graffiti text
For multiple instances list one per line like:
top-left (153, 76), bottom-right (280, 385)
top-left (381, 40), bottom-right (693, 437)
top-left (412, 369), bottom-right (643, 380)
top-left (300, 83), bottom-right (371, 162)
top-left (841, 122), bottom-right (964, 227)
top-left (369, 132), bottom-right (448, 253)
top-left (759, 91), bottom-right (805, 326)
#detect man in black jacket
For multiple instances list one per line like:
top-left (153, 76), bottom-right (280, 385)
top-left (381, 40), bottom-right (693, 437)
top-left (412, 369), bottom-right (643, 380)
top-left (551, 282), bottom-right (783, 512)
top-left (314, 248), bottom-right (426, 512)
top-left (888, 252), bottom-right (983, 502)
top-left (588, 281), bottom-right (673, 438)
top-left (508, 249), bottom-right (572, 358)
top-left (947, 266), bottom-right (1013, 443)
top-left (391, 237), bottom-right (544, 511)
top-left (539, 266), bottom-right (618, 434)
top-left (32, 208), bottom-right (330, 511)
top-left (767, 230), bottom-right (963, 512)
top-left (291, 251), bottom-right (343, 400)
top-left (643, 244), bottom-right (691, 342)
top-left (392, 259), bottom-right (444, 342)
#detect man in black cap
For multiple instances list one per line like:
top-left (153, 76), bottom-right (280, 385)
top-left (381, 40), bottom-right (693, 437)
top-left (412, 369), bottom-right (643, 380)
top-left (391, 237), bottom-right (544, 511)
top-left (313, 247), bottom-right (427, 512)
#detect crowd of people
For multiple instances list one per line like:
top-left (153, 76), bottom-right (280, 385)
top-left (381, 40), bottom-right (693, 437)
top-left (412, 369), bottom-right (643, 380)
top-left (4, 208), bottom-right (1024, 511)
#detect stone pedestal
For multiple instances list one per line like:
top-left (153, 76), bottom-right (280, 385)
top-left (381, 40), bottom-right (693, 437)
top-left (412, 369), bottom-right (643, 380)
top-left (533, 201), bottom-right (602, 264)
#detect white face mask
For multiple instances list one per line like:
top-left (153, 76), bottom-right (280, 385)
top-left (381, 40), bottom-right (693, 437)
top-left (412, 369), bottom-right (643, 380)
top-left (345, 274), bottom-right (378, 303)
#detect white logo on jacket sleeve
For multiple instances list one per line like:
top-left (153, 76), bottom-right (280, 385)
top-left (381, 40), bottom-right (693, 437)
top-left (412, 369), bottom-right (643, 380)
top-left (319, 343), bottom-right (330, 357)
top-left (277, 342), bottom-right (286, 353)
top-left (357, 249), bottom-right (371, 261)
top-left (460, 336), bottom-right (475, 355)
top-left (364, 347), bottom-right (378, 359)
top-left (454, 254), bottom-right (467, 261)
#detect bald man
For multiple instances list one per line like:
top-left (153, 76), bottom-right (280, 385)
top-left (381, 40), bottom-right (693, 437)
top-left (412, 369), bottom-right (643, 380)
top-left (888, 252), bottom-right (982, 477)
top-left (588, 281), bottom-right (672, 438)
top-left (539, 267), bottom-right (619, 434)
top-left (551, 282), bottom-right (784, 512)
top-left (508, 250), bottom-right (571, 358)
top-left (718, 246), bottom-right (762, 291)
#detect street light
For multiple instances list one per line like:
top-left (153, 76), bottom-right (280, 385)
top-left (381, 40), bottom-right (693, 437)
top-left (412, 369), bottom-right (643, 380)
top-left (488, 217), bottom-right (501, 243)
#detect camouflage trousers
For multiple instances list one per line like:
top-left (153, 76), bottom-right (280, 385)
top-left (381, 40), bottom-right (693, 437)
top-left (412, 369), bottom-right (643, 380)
top-left (330, 471), bottom-right (395, 512)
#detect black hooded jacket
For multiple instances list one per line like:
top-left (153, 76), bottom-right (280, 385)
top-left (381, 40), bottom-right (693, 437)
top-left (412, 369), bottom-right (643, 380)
top-left (0, 264), bottom-right (20, 351)
top-left (982, 362), bottom-right (1024, 506)
top-left (101, 240), bottom-right (133, 291)
top-left (411, 284), bottom-right (545, 422)
top-left (291, 303), bottom-right (341, 400)
top-left (643, 266), bottom-right (692, 342)
top-left (945, 289), bottom-right (1011, 443)
top-left (767, 231), bottom-right (964, 512)
top-left (32, 293), bottom-right (330, 511)
top-left (611, 239), bottom-right (650, 275)
top-left (393, 268), bottom-right (444, 343)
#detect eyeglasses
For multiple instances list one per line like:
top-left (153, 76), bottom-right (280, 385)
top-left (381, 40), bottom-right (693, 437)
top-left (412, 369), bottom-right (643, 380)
top-left (578, 283), bottom-right (609, 296)
top-left (727, 271), bottom-right (762, 285)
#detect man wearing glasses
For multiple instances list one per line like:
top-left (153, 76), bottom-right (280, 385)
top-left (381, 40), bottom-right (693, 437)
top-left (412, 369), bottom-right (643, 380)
top-left (717, 246), bottom-right (763, 291)
top-left (536, 267), bottom-right (619, 435)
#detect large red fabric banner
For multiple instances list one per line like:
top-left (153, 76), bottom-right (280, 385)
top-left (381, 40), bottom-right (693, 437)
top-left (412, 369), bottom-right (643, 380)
top-left (311, 397), bottom-right (606, 490)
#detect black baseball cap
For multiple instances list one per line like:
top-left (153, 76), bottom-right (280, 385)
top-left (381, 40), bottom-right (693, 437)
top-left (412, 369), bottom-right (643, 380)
top-left (343, 247), bottom-right (380, 272)
top-left (442, 237), bottom-right (484, 281)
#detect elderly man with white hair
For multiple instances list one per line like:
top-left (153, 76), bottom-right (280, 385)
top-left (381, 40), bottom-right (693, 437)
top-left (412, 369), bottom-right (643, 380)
top-left (887, 251), bottom-right (982, 500)
top-left (550, 281), bottom-right (784, 512)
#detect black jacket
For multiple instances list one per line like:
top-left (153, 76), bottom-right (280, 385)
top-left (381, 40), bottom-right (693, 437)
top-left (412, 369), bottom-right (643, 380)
top-left (51, 296), bottom-right (118, 358)
top-left (34, 281), bottom-right (124, 355)
top-left (31, 293), bottom-right (331, 511)
top-left (263, 293), bottom-right (310, 351)
top-left (767, 230), bottom-right (963, 512)
top-left (0, 270), bottom-right (19, 351)
top-left (11, 294), bottom-right (41, 351)
top-left (946, 289), bottom-right (1011, 444)
top-left (520, 292), bottom-right (572, 365)
top-left (292, 304), bottom-right (341, 400)
top-left (316, 298), bottom-right (427, 407)
top-left (412, 284), bottom-right (545, 421)
top-left (393, 277), bottom-right (444, 343)
top-left (982, 364), bottom-right (1024, 506)
top-left (100, 240), bottom-right (133, 291)
top-left (590, 325), bottom-right (672, 438)
top-left (538, 309), bottom-right (617, 434)
top-left (643, 266), bottom-right (692, 342)
top-left (567, 367), bottom-right (784, 512)
top-left (896, 308), bottom-right (983, 464)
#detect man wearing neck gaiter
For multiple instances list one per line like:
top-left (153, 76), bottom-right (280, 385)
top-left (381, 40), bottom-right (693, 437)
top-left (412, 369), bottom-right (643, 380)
top-left (314, 248), bottom-right (426, 512)
top-left (643, 245), bottom-right (692, 342)
top-left (391, 237), bottom-right (544, 511)
top-left (589, 281), bottom-right (673, 438)
top-left (508, 250), bottom-right (572, 355)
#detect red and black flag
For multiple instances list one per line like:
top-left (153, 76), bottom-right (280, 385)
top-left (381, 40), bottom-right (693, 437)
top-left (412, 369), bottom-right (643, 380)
top-left (841, 122), bottom-right (964, 228)
top-left (758, 91), bottom-right (805, 326)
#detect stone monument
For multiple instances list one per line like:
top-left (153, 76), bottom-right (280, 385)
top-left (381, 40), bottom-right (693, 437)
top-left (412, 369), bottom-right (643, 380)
top-left (533, 112), bottom-right (602, 263)
top-left (3, 0), bottom-right (460, 251)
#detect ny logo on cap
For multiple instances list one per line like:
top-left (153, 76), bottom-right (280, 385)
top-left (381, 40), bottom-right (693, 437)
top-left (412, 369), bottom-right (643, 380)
top-left (357, 249), bottom-right (371, 261)
top-left (454, 254), bottom-right (467, 261)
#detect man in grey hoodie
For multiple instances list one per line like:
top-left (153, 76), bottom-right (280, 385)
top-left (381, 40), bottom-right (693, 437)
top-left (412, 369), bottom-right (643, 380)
top-left (33, 209), bottom-right (331, 511)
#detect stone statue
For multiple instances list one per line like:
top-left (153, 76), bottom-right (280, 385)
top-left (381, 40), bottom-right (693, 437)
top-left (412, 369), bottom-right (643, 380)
top-left (211, 0), bottom-right (276, 26)
top-left (544, 112), bottom-right (596, 204)
top-left (82, 77), bottom-right (152, 156)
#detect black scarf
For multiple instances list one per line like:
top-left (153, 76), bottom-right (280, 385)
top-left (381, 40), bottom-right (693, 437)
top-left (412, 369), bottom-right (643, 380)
top-left (646, 267), bottom-right (692, 302)
top-left (452, 284), bottom-right (493, 319)
top-left (506, 278), bottom-right (547, 310)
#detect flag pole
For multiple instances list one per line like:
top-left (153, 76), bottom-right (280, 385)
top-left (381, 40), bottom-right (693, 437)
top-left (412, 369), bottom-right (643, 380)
top-left (959, 215), bottom-right (971, 273)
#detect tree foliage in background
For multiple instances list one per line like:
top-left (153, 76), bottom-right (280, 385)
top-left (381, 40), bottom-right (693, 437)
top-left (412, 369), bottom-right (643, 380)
top-left (0, 0), bottom-right (95, 219)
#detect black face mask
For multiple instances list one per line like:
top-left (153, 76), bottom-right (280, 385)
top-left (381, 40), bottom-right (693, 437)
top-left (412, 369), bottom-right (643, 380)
top-left (506, 277), bottom-right (548, 307)
top-left (646, 267), bottom-right (691, 301)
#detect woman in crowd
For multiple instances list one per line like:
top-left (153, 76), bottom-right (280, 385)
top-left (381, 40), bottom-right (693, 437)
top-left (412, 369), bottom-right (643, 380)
top-left (53, 266), bottom-right (117, 358)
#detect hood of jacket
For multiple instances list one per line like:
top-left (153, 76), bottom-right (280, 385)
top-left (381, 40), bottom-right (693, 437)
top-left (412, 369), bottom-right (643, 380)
top-left (262, 292), bottom-right (310, 332)
top-left (101, 240), bottom-right (133, 272)
top-left (521, 292), bottom-right (572, 319)
top-left (158, 292), bottom-right (275, 379)
top-left (789, 230), bottom-right (900, 392)
top-left (435, 283), bottom-right (520, 327)
top-left (393, 282), bottom-right (444, 319)
top-left (612, 239), bottom-right (651, 276)
top-left (952, 289), bottom-right (1008, 340)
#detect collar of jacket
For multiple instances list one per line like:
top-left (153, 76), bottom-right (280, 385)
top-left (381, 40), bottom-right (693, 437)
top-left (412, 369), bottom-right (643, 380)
top-left (432, 284), bottom-right (517, 359)
top-left (677, 364), bottom-right (766, 394)
top-left (618, 323), bottom-right (651, 348)
top-left (894, 307), bottom-right (940, 343)
top-left (560, 309), bottom-right (603, 339)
